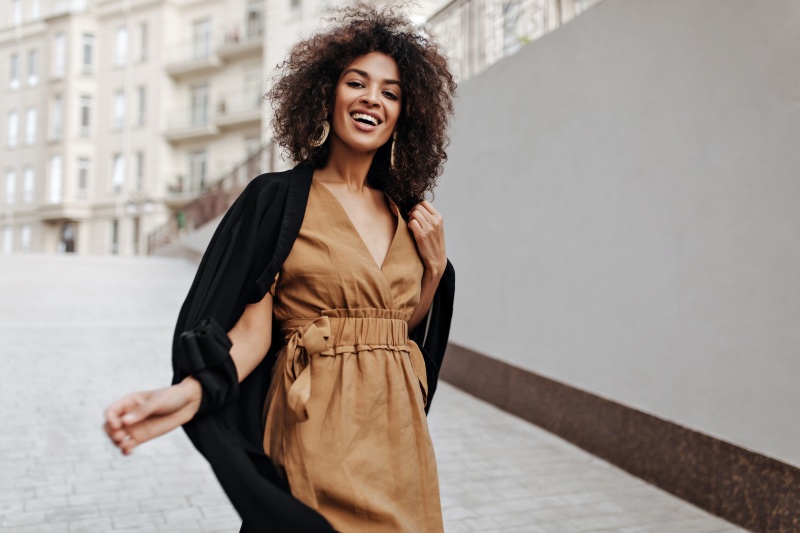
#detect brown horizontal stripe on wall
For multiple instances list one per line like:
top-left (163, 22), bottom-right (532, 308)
top-left (439, 343), bottom-right (800, 533)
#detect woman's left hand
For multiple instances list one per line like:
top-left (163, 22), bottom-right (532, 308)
top-left (408, 200), bottom-right (447, 279)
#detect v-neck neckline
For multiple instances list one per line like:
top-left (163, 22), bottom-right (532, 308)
top-left (313, 177), bottom-right (401, 272)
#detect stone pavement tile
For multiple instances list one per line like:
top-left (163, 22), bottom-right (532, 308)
top-left (137, 496), bottom-right (189, 514)
top-left (66, 515), bottom-right (113, 532)
top-left (111, 511), bottom-right (165, 529)
top-left (6, 524), bottom-right (69, 533)
top-left (199, 516), bottom-right (241, 532)
top-left (161, 507), bottom-right (205, 524)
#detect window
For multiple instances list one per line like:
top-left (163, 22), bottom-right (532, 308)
top-left (12, 0), bottom-right (21, 25)
top-left (52, 96), bottom-right (63, 140)
top-left (113, 90), bottom-right (125, 129)
top-left (23, 166), bottom-right (34, 203)
top-left (25, 107), bottom-right (36, 145)
top-left (245, 136), bottom-right (260, 156)
top-left (192, 19), bottom-right (211, 60)
top-left (190, 84), bottom-right (209, 126)
top-left (139, 22), bottom-right (148, 61)
top-left (188, 150), bottom-right (207, 191)
top-left (53, 32), bottom-right (65, 78)
top-left (137, 86), bottom-right (146, 125)
top-left (77, 158), bottom-right (89, 198)
top-left (111, 153), bottom-right (125, 193)
top-left (502, 0), bottom-right (523, 54)
top-left (132, 216), bottom-right (140, 255)
top-left (5, 169), bottom-right (15, 205)
top-left (290, 0), bottom-right (301, 11)
top-left (82, 34), bottom-right (93, 74)
top-left (9, 53), bottom-right (19, 90)
top-left (116, 27), bottom-right (128, 66)
top-left (247, 1), bottom-right (263, 38)
top-left (20, 225), bottom-right (31, 252)
top-left (31, 0), bottom-right (40, 20)
top-left (110, 219), bottom-right (119, 255)
top-left (49, 155), bottom-right (62, 203)
top-left (135, 151), bottom-right (144, 190)
top-left (2, 227), bottom-right (12, 254)
top-left (7, 111), bottom-right (19, 147)
top-left (242, 67), bottom-right (261, 111)
top-left (80, 96), bottom-right (91, 137)
top-left (27, 49), bottom-right (37, 86)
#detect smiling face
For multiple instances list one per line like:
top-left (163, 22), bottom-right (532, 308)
top-left (329, 52), bottom-right (402, 156)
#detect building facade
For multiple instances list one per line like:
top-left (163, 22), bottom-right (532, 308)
top-left (427, 0), bottom-right (601, 81)
top-left (0, 0), bottom-right (266, 255)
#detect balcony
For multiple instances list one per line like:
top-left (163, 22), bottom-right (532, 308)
top-left (45, 0), bottom-right (89, 20)
top-left (164, 43), bottom-right (222, 80)
top-left (37, 201), bottom-right (91, 222)
top-left (163, 110), bottom-right (219, 144)
top-left (217, 25), bottom-right (263, 61)
top-left (214, 93), bottom-right (262, 130)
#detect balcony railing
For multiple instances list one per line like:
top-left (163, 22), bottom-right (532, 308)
top-left (46, 0), bottom-right (89, 18)
top-left (147, 144), bottom-right (273, 255)
top-left (164, 109), bottom-right (219, 142)
top-left (215, 92), bottom-right (262, 129)
top-left (428, 0), bottom-right (602, 81)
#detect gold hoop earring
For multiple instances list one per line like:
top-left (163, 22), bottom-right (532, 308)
top-left (390, 132), bottom-right (398, 169)
top-left (310, 120), bottom-right (330, 148)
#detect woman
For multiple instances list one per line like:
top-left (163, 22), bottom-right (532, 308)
top-left (103, 5), bottom-right (456, 532)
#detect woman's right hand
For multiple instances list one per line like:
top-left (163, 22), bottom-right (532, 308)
top-left (102, 376), bottom-right (202, 455)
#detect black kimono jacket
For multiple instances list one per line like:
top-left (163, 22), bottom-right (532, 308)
top-left (170, 162), bottom-right (455, 532)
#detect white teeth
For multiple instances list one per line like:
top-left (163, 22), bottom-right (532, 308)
top-left (352, 113), bottom-right (378, 126)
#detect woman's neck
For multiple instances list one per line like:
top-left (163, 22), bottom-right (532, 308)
top-left (316, 137), bottom-right (376, 193)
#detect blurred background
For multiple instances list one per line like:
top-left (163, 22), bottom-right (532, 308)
top-left (0, 0), bottom-right (797, 532)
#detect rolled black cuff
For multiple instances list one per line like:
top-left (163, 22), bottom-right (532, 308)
top-left (179, 317), bottom-right (239, 415)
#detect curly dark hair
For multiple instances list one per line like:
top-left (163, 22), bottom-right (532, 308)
top-left (267, 2), bottom-right (456, 207)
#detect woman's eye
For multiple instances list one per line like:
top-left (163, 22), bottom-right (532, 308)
top-left (383, 91), bottom-right (398, 100)
top-left (346, 81), bottom-right (363, 88)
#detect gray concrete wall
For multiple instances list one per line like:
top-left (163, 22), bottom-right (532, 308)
top-left (435, 0), bottom-right (800, 467)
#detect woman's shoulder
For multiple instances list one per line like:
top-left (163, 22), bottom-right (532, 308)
top-left (240, 163), bottom-right (314, 201)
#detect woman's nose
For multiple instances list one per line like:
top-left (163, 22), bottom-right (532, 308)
top-left (359, 87), bottom-right (380, 106)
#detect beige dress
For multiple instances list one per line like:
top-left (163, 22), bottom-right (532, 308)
top-left (262, 177), bottom-right (444, 533)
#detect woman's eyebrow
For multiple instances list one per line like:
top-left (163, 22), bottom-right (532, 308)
top-left (342, 68), bottom-right (401, 87)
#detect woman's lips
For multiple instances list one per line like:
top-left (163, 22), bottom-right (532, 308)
top-left (350, 114), bottom-right (378, 132)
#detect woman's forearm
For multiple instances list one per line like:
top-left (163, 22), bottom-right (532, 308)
top-left (227, 292), bottom-right (275, 383)
top-left (409, 267), bottom-right (443, 332)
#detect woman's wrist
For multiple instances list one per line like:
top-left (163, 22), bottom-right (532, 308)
top-left (178, 375), bottom-right (203, 405)
top-left (423, 261), bottom-right (445, 284)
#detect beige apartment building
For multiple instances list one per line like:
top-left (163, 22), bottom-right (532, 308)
top-left (0, 0), bottom-right (266, 255)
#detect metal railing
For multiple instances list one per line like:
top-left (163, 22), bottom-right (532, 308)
top-left (165, 20), bottom-right (263, 65)
top-left (427, 0), bottom-right (602, 81)
top-left (146, 144), bottom-right (274, 255)
top-left (216, 92), bottom-right (262, 117)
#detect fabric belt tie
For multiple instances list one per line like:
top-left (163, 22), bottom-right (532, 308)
top-left (283, 316), bottom-right (331, 422)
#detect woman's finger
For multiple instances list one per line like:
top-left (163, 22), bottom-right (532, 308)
top-left (410, 210), bottom-right (432, 231)
top-left (104, 394), bottom-right (144, 431)
top-left (121, 390), bottom-right (169, 426)
top-left (120, 403), bottom-right (196, 454)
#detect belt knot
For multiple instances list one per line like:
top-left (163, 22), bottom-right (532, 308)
top-left (282, 316), bottom-right (331, 421)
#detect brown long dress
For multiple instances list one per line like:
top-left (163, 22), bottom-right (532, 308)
top-left (262, 177), bottom-right (444, 533)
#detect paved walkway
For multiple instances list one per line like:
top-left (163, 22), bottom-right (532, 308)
top-left (0, 255), bottom-right (744, 532)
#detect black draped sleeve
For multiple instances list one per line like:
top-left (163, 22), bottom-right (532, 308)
top-left (170, 165), bottom-right (337, 532)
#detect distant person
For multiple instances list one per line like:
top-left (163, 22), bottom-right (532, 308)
top-left (103, 4), bottom-right (456, 532)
